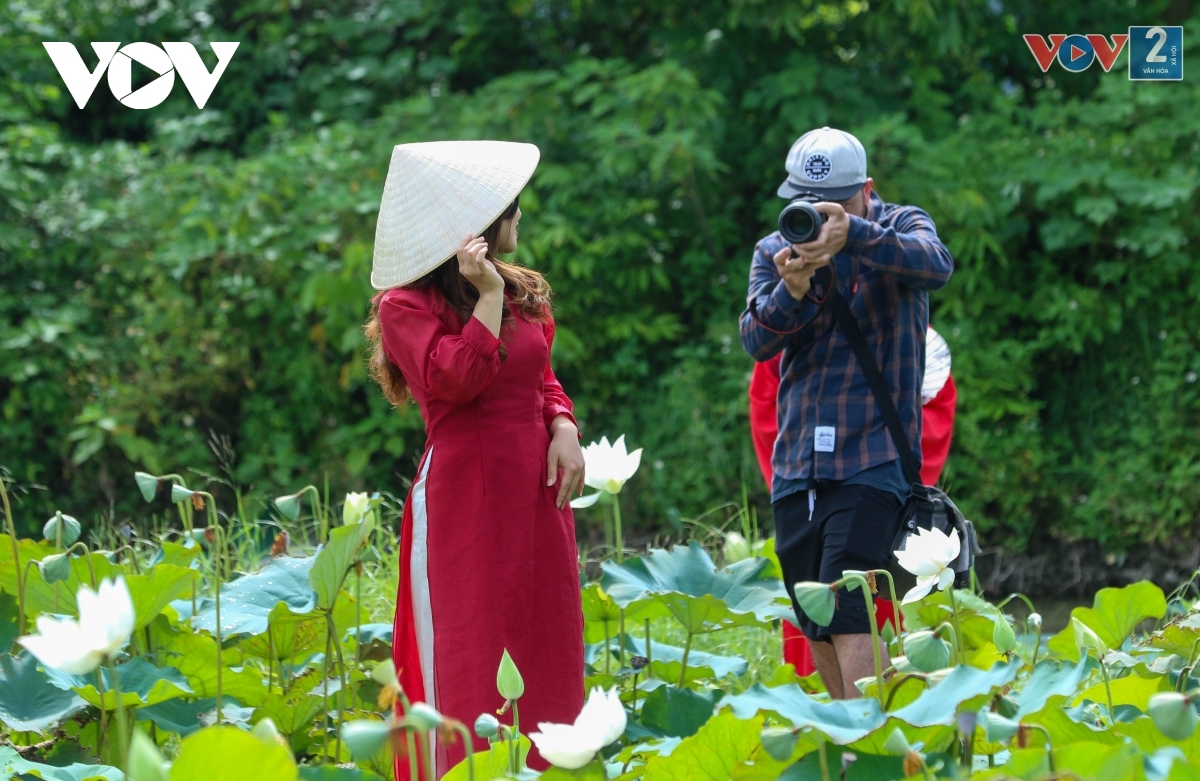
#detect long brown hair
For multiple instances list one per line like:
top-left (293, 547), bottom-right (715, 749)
top-left (364, 197), bottom-right (553, 406)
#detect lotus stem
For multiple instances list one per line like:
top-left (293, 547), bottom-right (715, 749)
top-left (612, 498), bottom-right (624, 563)
top-left (95, 665), bottom-right (109, 758)
top-left (1025, 724), bottom-right (1055, 772)
top-left (835, 575), bottom-right (884, 704)
top-left (452, 722), bottom-right (476, 781)
top-left (66, 542), bottom-right (98, 589)
top-left (645, 618), bottom-right (653, 679)
top-left (678, 631), bottom-right (694, 688)
top-left (1, 477), bottom-right (25, 632)
top-left (327, 611), bottom-right (349, 760)
top-left (933, 622), bottom-right (961, 666)
top-left (883, 673), bottom-right (927, 711)
top-left (946, 588), bottom-right (967, 662)
top-left (871, 569), bottom-right (904, 656)
top-left (817, 736), bottom-right (830, 781)
top-left (500, 725), bottom-right (518, 777)
top-left (406, 725), bottom-right (420, 781)
top-left (159, 474), bottom-right (191, 531)
top-left (511, 700), bottom-right (521, 747)
top-left (994, 592), bottom-right (1037, 616)
top-left (204, 517), bottom-right (224, 725)
top-left (603, 620), bottom-right (611, 674)
top-left (53, 511), bottom-right (63, 611)
top-left (355, 565), bottom-right (363, 667)
top-left (1100, 658), bottom-right (1115, 719)
top-left (618, 608), bottom-right (626, 668)
top-left (323, 472), bottom-right (330, 542)
top-left (111, 662), bottom-right (129, 772)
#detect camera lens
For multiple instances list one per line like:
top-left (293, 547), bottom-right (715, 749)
top-left (778, 199), bottom-right (826, 245)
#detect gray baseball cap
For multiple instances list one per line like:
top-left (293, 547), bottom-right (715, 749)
top-left (777, 126), bottom-right (868, 201)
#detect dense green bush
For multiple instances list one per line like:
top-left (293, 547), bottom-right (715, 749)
top-left (1, 0), bottom-right (1197, 552)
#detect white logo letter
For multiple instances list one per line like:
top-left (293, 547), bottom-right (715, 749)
top-left (42, 42), bottom-right (120, 108)
top-left (162, 42), bottom-right (240, 109)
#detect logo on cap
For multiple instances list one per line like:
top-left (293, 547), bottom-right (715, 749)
top-left (803, 153), bottom-right (832, 182)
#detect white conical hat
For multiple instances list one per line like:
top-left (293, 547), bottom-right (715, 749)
top-left (371, 140), bottom-right (540, 290)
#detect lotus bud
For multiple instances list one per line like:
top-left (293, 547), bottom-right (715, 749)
top-left (170, 484), bottom-right (195, 504)
top-left (134, 472), bottom-right (160, 503)
top-left (39, 553), bottom-right (72, 584)
top-left (882, 727), bottom-right (911, 755)
top-left (341, 719), bottom-right (393, 759)
top-left (1148, 692), bottom-right (1199, 741)
top-left (496, 649), bottom-right (525, 700)
top-left (1072, 617), bottom-right (1108, 657)
top-left (273, 493), bottom-right (301, 522)
top-left (475, 713), bottom-right (500, 739)
top-left (794, 582), bottom-right (836, 627)
top-left (251, 717), bottom-right (285, 745)
top-left (43, 513), bottom-right (81, 547)
top-left (1028, 612), bottom-right (1042, 628)
top-left (760, 727), bottom-right (798, 762)
top-left (905, 630), bottom-right (952, 673)
top-left (343, 492), bottom-right (373, 526)
top-left (993, 616), bottom-right (1017, 654)
top-left (406, 702), bottom-right (444, 732)
top-left (128, 729), bottom-right (168, 781)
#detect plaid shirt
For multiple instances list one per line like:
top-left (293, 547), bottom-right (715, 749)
top-left (739, 190), bottom-right (954, 484)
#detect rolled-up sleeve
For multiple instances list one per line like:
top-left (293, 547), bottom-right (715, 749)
top-left (379, 289), bottom-right (503, 405)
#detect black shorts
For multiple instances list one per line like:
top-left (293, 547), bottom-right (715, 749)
top-left (773, 484), bottom-right (901, 643)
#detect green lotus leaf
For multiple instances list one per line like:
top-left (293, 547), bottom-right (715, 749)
top-left (0, 745), bottom-right (123, 781)
top-left (239, 602), bottom-right (327, 663)
top-left (443, 736), bottom-right (530, 781)
top-left (0, 592), bottom-right (17, 654)
top-left (586, 635), bottom-right (748, 683)
top-left (581, 582), bottom-right (668, 644)
top-left (128, 728), bottom-right (168, 781)
top-left (134, 472), bottom-right (161, 503)
top-left (0, 536), bottom-right (120, 616)
top-left (794, 581), bottom-right (836, 627)
top-left (1011, 656), bottom-right (1096, 719)
top-left (760, 726), bottom-right (799, 762)
top-left (600, 541), bottom-right (790, 634)
top-left (136, 696), bottom-right (242, 737)
top-left (156, 630), bottom-right (269, 707)
top-left (150, 542), bottom-right (199, 569)
top-left (188, 555), bottom-right (319, 637)
top-left (252, 669), bottom-right (326, 738)
top-left (1046, 582), bottom-right (1167, 661)
top-left (298, 768), bottom-right (385, 781)
top-left (720, 683), bottom-right (885, 744)
top-left (42, 513), bottom-right (82, 547)
top-left (1054, 742), bottom-right (1147, 781)
top-left (538, 762), bottom-right (607, 780)
top-left (904, 630), bottom-right (953, 673)
top-left (641, 710), bottom-right (793, 780)
top-left (638, 684), bottom-right (719, 738)
top-left (46, 658), bottom-right (192, 710)
top-left (0, 651), bottom-right (87, 733)
top-left (890, 661), bottom-right (1019, 728)
top-left (168, 725), bottom-right (297, 781)
top-left (309, 512), bottom-right (374, 611)
top-left (127, 564), bottom-right (197, 632)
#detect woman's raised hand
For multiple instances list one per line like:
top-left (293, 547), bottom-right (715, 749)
top-left (457, 235), bottom-right (505, 296)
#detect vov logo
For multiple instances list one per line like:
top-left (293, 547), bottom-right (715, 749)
top-left (42, 42), bottom-right (240, 110)
top-left (1022, 34), bottom-right (1129, 73)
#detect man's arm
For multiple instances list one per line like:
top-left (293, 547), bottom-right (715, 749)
top-left (738, 240), bottom-right (824, 361)
top-left (842, 206), bottom-right (954, 290)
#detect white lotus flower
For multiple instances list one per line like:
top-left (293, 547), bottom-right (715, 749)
top-left (18, 576), bottom-right (136, 674)
top-left (570, 435), bottom-right (643, 509)
top-left (343, 492), bottom-right (372, 525)
top-left (895, 527), bottom-right (960, 604)
top-left (530, 687), bottom-right (627, 769)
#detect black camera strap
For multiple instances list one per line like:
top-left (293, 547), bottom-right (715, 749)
top-left (827, 290), bottom-right (922, 488)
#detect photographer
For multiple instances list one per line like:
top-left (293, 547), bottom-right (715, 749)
top-left (739, 127), bottom-right (954, 699)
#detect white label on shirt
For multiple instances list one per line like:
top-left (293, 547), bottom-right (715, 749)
top-left (815, 426), bottom-right (836, 453)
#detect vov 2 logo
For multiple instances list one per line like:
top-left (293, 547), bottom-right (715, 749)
top-left (42, 42), bottom-right (240, 109)
top-left (1023, 27), bottom-right (1183, 81)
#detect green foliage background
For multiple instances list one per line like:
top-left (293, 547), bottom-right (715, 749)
top-left (1, 0), bottom-right (1198, 552)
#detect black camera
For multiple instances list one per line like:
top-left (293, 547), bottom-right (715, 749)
top-left (778, 195), bottom-right (827, 245)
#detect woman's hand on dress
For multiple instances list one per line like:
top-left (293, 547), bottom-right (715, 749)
top-left (457, 235), bottom-right (504, 297)
top-left (547, 418), bottom-right (585, 510)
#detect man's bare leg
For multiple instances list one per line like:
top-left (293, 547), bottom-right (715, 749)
top-left (830, 633), bottom-right (889, 699)
top-left (808, 638), bottom-right (844, 699)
